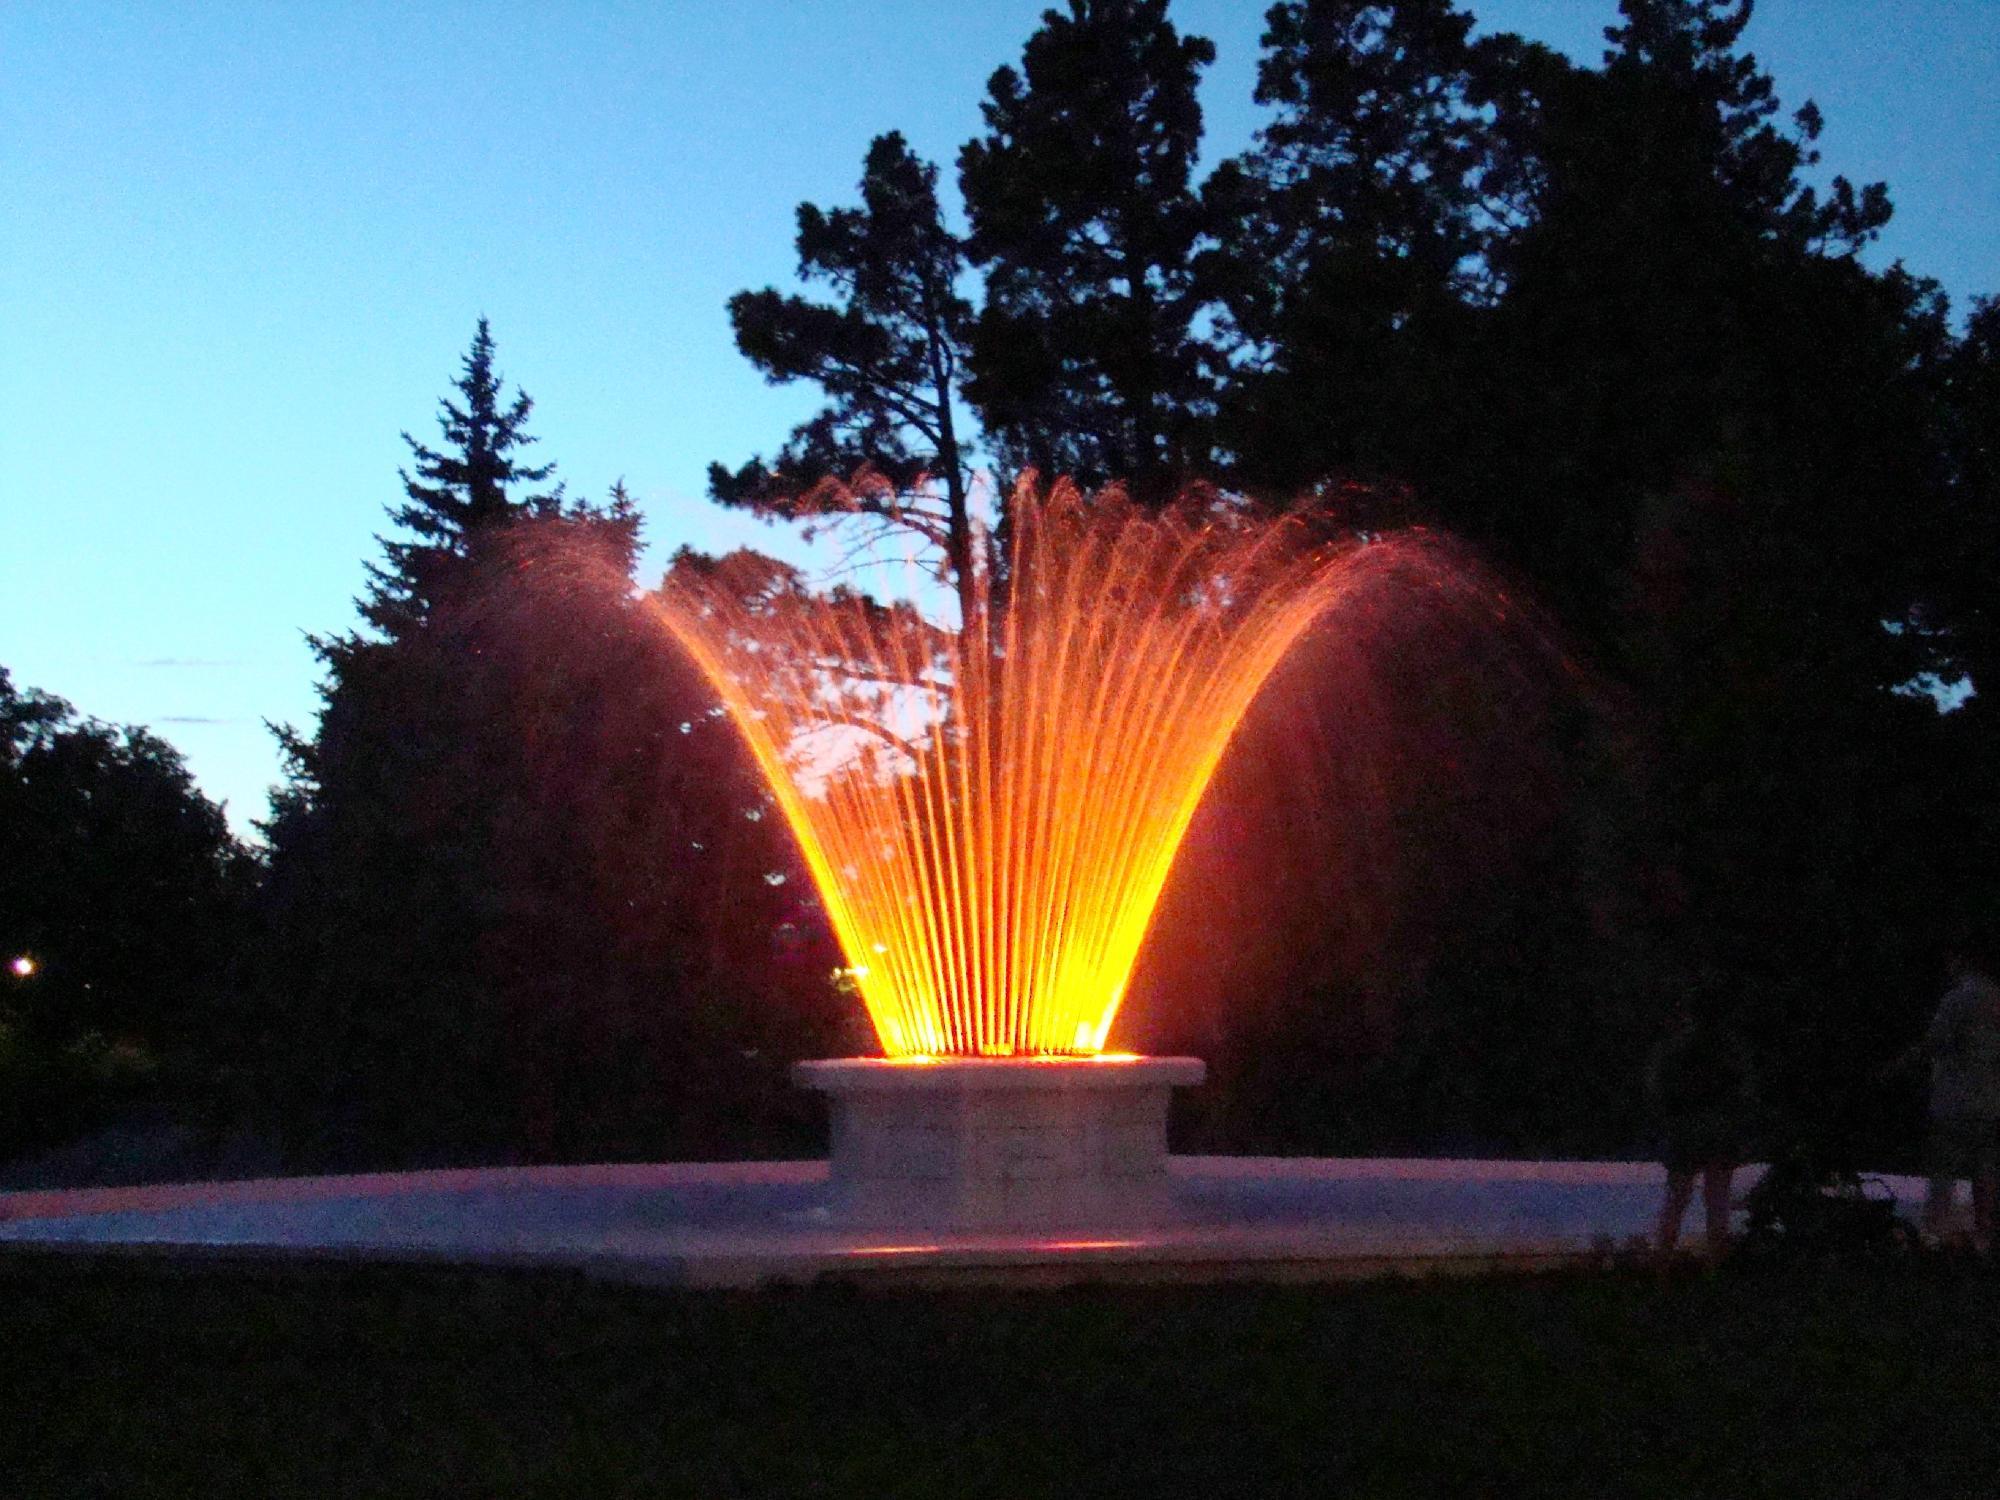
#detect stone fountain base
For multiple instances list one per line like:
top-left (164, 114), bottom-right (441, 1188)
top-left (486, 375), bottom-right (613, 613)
top-left (793, 1056), bottom-right (1205, 1232)
top-left (6, 1157), bottom-right (1855, 1289)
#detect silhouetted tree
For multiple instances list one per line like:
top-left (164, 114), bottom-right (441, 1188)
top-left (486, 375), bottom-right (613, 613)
top-left (1417, 0), bottom-right (1967, 1143)
top-left (1206, 0), bottom-right (1541, 494)
top-left (1890, 293), bottom-right (2000, 996)
top-left (1924, 296), bottom-right (2000, 720)
top-left (0, 669), bottom-right (254, 1153)
top-left (959, 0), bottom-right (1221, 498)
top-left (359, 318), bottom-right (567, 643)
top-left (695, 0), bottom-right (1997, 1165)
top-left (711, 133), bottom-right (980, 614)
top-left (1454, 0), bottom-right (1892, 607)
top-left (261, 326), bottom-right (834, 1168)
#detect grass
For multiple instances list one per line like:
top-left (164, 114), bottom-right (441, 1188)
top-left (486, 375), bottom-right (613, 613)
top-left (3, 1254), bottom-right (1997, 1498)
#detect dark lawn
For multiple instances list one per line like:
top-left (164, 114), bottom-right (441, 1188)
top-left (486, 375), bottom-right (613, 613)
top-left (2, 1254), bottom-right (1995, 1499)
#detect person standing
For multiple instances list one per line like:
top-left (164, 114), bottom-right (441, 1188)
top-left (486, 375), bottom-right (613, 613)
top-left (1911, 948), bottom-right (2000, 1251)
top-left (1649, 986), bottom-right (1760, 1259)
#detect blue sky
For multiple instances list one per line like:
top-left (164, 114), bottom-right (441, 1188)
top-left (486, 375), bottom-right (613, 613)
top-left (4, 1), bottom-right (1995, 835)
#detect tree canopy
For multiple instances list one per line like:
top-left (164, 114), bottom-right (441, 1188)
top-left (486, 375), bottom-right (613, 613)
top-left (959, 0), bottom-right (1222, 498)
top-left (258, 325), bottom-right (837, 1168)
top-left (0, 668), bottom-right (253, 1153)
top-left (16, 0), bottom-right (1998, 1175)
top-left (699, 0), bottom-right (1999, 1157)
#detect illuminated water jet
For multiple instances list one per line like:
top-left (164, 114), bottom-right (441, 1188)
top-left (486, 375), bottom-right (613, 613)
top-left (654, 476), bottom-right (1407, 1061)
top-left (647, 476), bottom-right (1457, 1228)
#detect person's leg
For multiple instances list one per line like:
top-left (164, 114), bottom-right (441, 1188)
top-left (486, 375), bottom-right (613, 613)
top-left (1971, 1126), bottom-right (1997, 1252)
top-left (1701, 1165), bottom-right (1735, 1257)
top-left (1924, 1119), bottom-right (1968, 1240)
top-left (1657, 1169), bottom-right (1695, 1253)
top-left (1921, 1173), bottom-right (1957, 1238)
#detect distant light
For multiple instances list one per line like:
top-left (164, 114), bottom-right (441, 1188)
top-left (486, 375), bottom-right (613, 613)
top-left (9, 955), bottom-right (36, 979)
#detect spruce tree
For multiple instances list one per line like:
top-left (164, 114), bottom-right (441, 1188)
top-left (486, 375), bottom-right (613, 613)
top-left (261, 326), bottom-right (823, 1169)
top-left (361, 318), bottom-right (579, 642)
top-left (271, 319), bottom-right (635, 859)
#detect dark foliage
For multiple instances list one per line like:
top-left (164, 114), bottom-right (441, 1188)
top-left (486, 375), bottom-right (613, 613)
top-left (711, 133), bottom-right (981, 607)
top-left (1205, 0), bottom-right (1533, 494)
top-left (1420, 2), bottom-right (1976, 1149)
top-left (959, 0), bottom-right (1222, 499)
top-left (26, 0), bottom-right (1999, 1172)
top-left (694, 0), bottom-right (2000, 1163)
top-left (0, 670), bottom-right (254, 1154)
top-left (256, 326), bottom-right (843, 1170)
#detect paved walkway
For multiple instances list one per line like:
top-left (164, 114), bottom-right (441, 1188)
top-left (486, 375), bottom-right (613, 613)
top-left (0, 1157), bottom-right (1933, 1287)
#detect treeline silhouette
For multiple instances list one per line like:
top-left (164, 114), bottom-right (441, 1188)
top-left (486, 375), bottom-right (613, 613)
top-left (4, 0), bottom-right (1993, 1173)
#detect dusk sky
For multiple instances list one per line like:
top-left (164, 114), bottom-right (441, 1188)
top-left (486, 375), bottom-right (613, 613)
top-left (6, 1), bottom-right (1996, 835)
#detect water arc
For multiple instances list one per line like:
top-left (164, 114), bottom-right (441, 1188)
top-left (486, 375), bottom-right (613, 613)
top-left (652, 477), bottom-right (1394, 1059)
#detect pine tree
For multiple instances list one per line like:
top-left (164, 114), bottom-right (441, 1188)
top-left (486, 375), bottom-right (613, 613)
top-left (710, 132), bottom-right (978, 613)
top-left (1931, 298), bottom-right (2000, 713)
top-left (1599, 0), bottom-right (1889, 254)
top-left (1206, 0), bottom-right (1539, 494)
top-left (958, 0), bottom-right (1220, 499)
top-left (1442, 0), bottom-right (1957, 1130)
top-left (1454, 0), bottom-right (1896, 620)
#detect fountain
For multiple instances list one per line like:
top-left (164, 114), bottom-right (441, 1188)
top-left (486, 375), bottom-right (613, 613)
top-left (651, 476), bottom-right (1436, 1230)
top-left (4, 476), bottom-right (1774, 1285)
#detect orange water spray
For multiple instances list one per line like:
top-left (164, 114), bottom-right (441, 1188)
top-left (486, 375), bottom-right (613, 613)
top-left (653, 477), bottom-right (1390, 1058)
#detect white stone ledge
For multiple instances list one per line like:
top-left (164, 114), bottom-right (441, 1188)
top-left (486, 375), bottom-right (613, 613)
top-left (793, 1056), bottom-right (1205, 1092)
top-left (795, 1055), bottom-right (1206, 1231)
